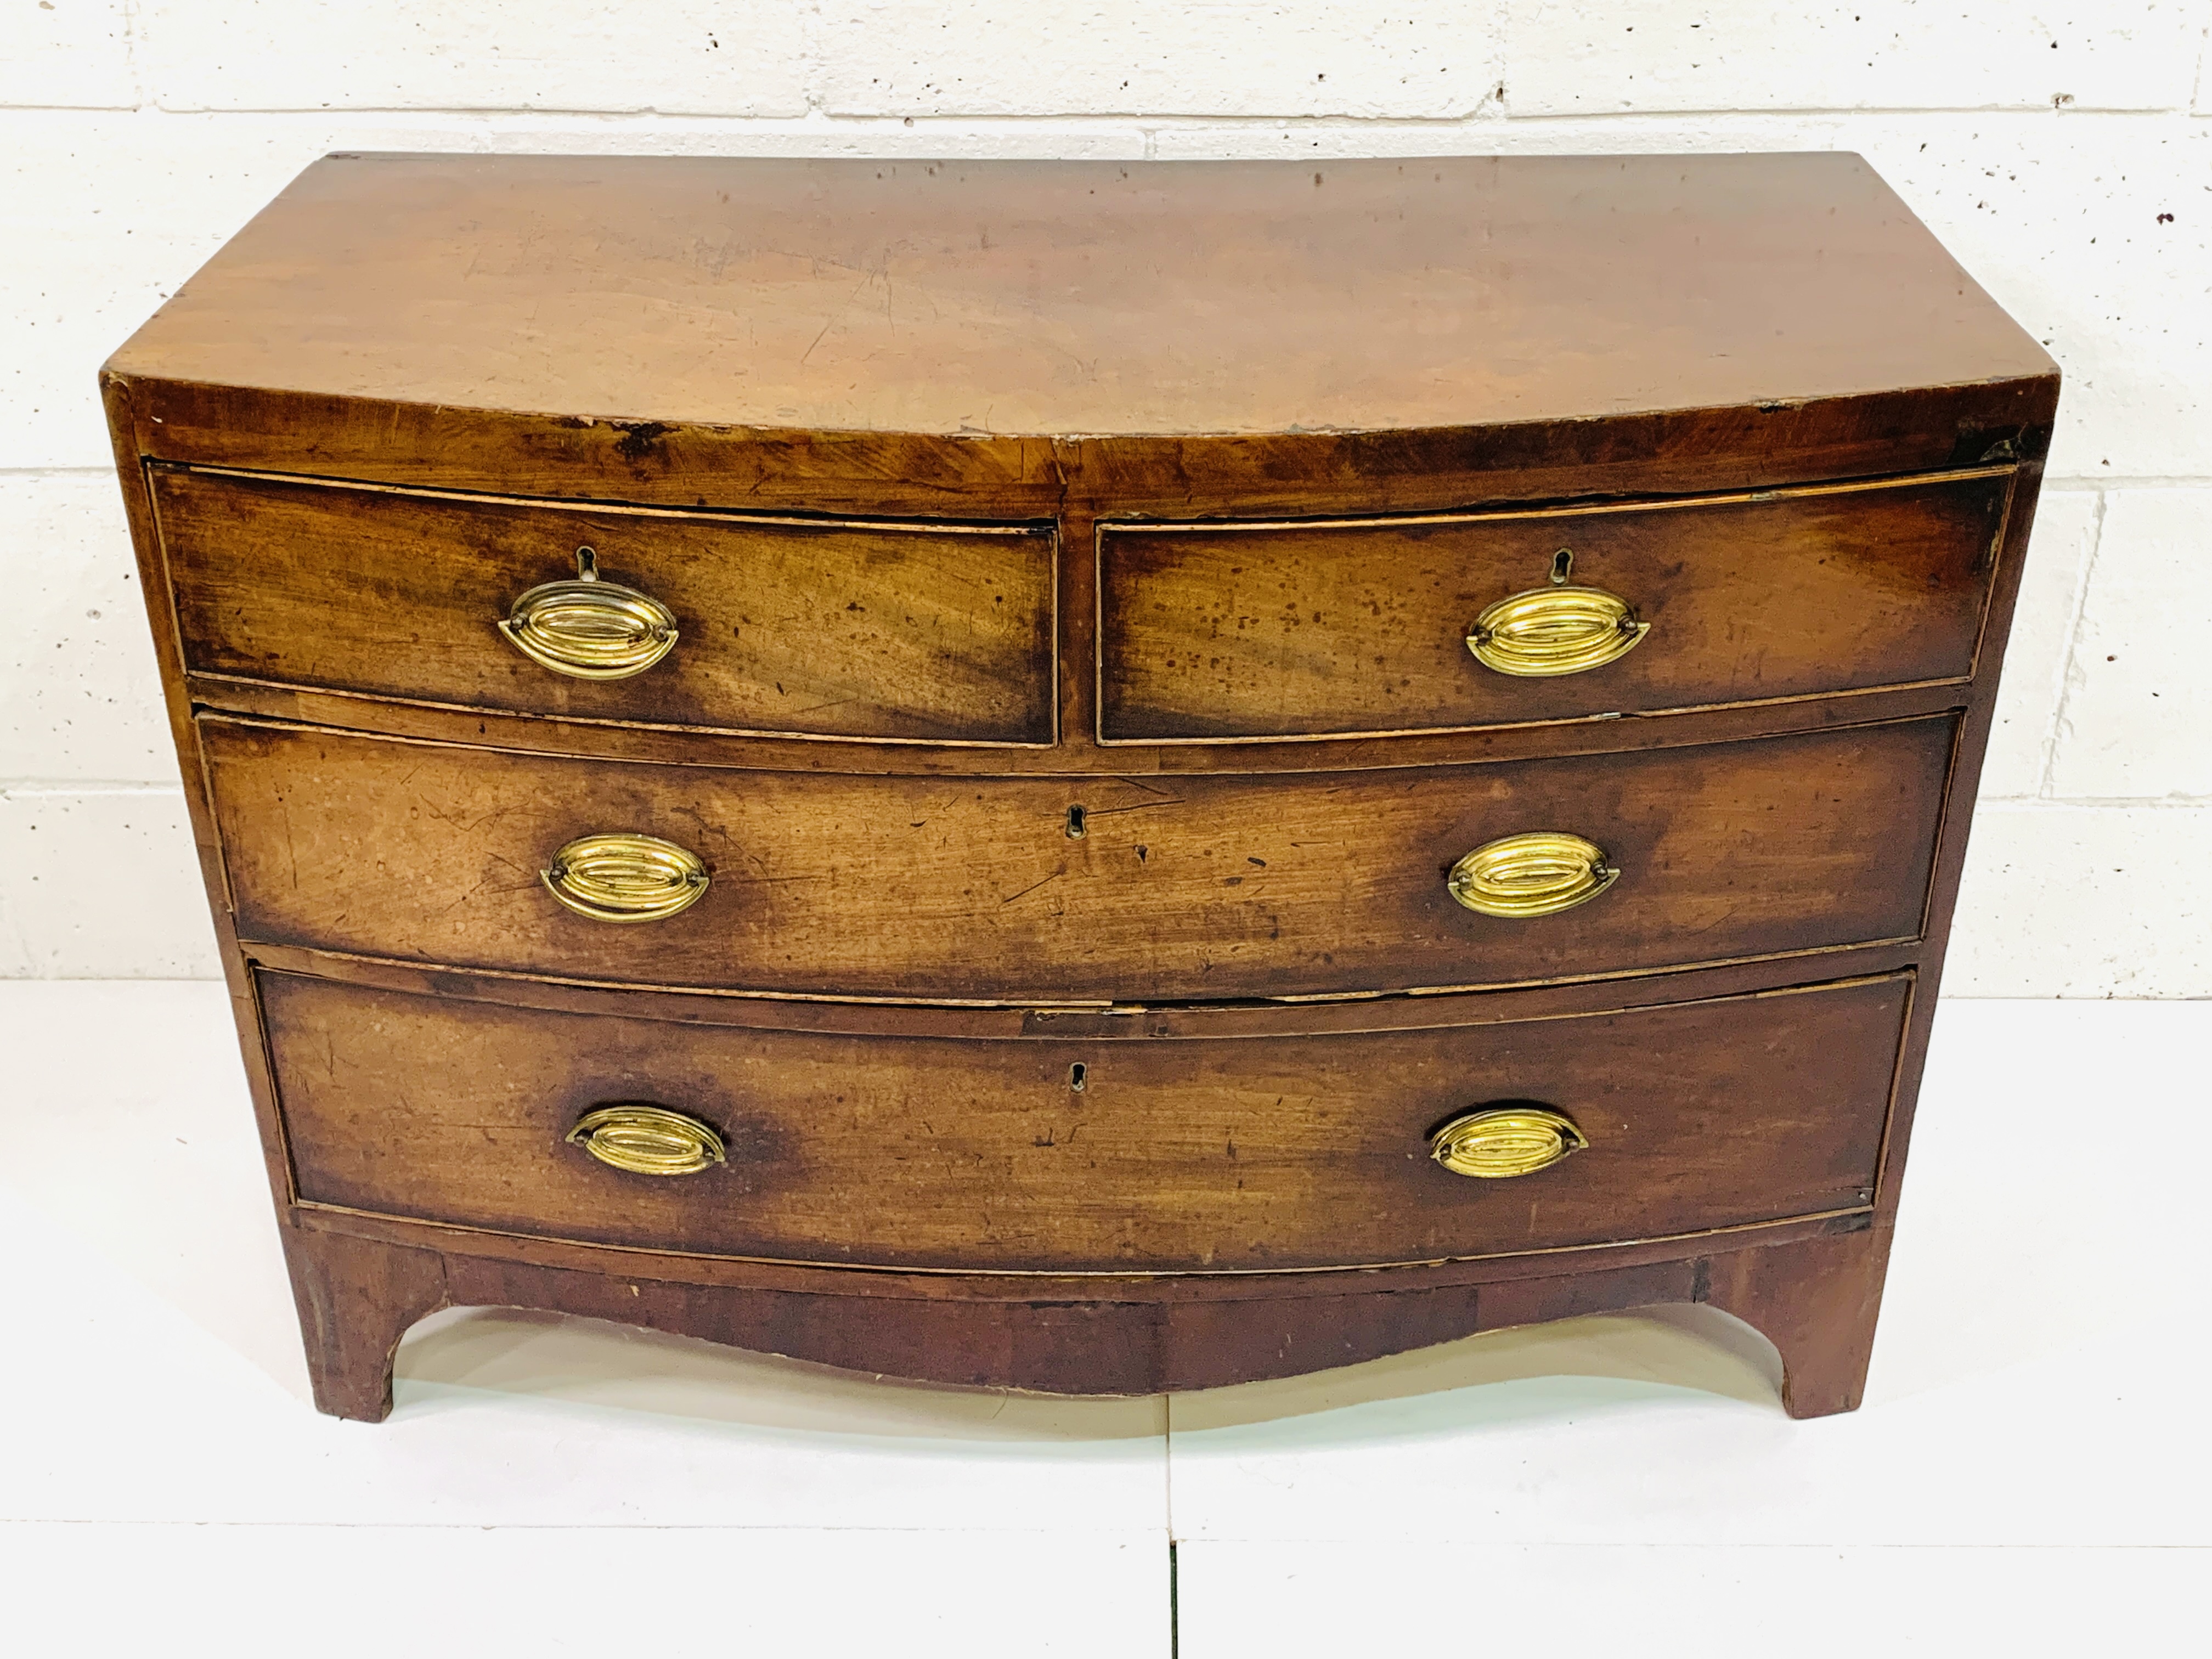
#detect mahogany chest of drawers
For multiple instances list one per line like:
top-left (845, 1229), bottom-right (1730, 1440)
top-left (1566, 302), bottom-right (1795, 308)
top-left (105, 153), bottom-right (2056, 1420)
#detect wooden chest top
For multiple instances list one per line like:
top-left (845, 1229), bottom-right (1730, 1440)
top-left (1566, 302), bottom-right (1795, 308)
top-left (107, 151), bottom-right (2051, 442)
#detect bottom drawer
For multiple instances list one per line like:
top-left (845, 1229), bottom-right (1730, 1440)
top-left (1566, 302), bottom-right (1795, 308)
top-left (262, 970), bottom-right (1908, 1274)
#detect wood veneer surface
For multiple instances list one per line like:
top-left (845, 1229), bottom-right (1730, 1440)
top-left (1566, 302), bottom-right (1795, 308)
top-left (157, 467), bottom-right (1058, 745)
top-left (109, 153), bottom-right (2052, 441)
top-left (264, 968), bottom-right (1907, 1274)
top-left (1099, 470), bottom-right (2011, 741)
top-left (205, 714), bottom-right (1955, 1003)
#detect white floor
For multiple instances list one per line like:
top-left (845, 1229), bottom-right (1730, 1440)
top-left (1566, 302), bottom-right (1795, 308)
top-left (1, 986), bottom-right (2204, 1657)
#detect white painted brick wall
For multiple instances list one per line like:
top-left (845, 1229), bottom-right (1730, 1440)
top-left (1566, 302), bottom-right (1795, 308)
top-left (2047, 489), bottom-right (2212, 800)
top-left (814, 4), bottom-right (1502, 118)
top-left (3, 2), bottom-right (2207, 991)
top-left (1503, 3), bottom-right (2205, 114)
top-left (137, 2), bottom-right (814, 116)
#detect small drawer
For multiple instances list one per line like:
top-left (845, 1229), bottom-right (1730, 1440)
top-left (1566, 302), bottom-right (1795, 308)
top-left (1097, 469), bottom-right (2012, 742)
top-left (155, 467), bottom-right (1057, 744)
top-left (205, 713), bottom-right (1953, 1003)
top-left (262, 969), bottom-right (1906, 1273)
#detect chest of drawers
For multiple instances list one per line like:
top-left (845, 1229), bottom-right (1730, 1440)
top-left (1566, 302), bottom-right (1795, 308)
top-left (105, 153), bottom-right (2056, 1421)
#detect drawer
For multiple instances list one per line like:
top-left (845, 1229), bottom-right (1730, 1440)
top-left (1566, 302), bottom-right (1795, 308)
top-left (262, 970), bottom-right (1907, 1273)
top-left (154, 467), bottom-right (1058, 745)
top-left (1098, 469), bottom-right (2012, 741)
top-left (207, 714), bottom-right (1952, 1002)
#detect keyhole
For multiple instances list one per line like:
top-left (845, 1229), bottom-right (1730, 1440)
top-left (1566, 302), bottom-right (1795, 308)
top-left (1066, 805), bottom-right (1087, 839)
top-left (1549, 548), bottom-right (1575, 584)
top-left (1069, 1063), bottom-right (1087, 1092)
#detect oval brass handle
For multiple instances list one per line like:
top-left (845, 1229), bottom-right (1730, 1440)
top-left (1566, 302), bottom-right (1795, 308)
top-left (1466, 549), bottom-right (1648, 678)
top-left (1447, 831), bottom-right (1618, 919)
top-left (542, 832), bottom-right (709, 923)
top-left (499, 546), bottom-right (678, 680)
top-left (1431, 1106), bottom-right (1588, 1179)
top-left (567, 1104), bottom-right (726, 1177)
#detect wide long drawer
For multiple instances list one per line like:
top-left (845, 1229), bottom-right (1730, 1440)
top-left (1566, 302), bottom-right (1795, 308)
top-left (262, 969), bottom-right (1909, 1274)
top-left (1098, 468), bottom-right (2012, 741)
top-left (155, 467), bottom-right (1058, 745)
top-left (206, 714), bottom-right (1953, 1002)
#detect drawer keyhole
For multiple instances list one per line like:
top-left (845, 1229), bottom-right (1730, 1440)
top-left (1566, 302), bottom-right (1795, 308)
top-left (1066, 805), bottom-right (1087, 839)
top-left (1069, 1063), bottom-right (1087, 1092)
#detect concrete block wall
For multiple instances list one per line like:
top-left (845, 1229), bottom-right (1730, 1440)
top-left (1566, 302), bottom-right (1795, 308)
top-left (4, 3), bottom-right (2207, 992)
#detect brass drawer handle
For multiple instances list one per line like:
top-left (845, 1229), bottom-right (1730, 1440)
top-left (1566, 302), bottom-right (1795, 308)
top-left (1466, 549), bottom-right (1648, 678)
top-left (568, 1104), bottom-right (726, 1177)
top-left (1447, 830), bottom-right (1618, 919)
top-left (542, 832), bottom-right (709, 923)
top-left (499, 546), bottom-right (679, 680)
top-left (1431, 1106), bottom-right (1588, 1179)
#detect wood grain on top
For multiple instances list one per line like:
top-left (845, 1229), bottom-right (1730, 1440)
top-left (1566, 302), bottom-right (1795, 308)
top-left (107, 152), bottom-right (2052, 439)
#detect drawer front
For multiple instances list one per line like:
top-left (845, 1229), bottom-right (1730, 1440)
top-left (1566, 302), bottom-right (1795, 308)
top-left (208, 715), bottom-right (1951, 1002)
top-left (1098, 470), bottom-right (2011, 741)
top-left (156, 469), bottom-right (1057, 744)
top-left (263, 970), bottom-right (1906, 1273)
